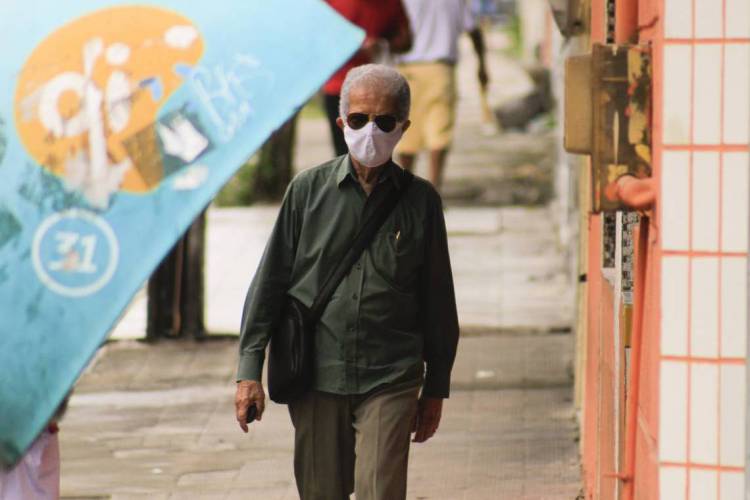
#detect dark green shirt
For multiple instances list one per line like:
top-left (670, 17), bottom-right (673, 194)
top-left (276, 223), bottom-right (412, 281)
top-left (237, 155), bottom-right (459, 398)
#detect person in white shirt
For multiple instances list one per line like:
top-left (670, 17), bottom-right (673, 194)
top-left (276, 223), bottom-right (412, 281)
top-left (396, 0), bottom-right (489, 188)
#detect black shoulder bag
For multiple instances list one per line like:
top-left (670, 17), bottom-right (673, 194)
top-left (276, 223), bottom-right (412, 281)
top-left (268, 169), bottom-right (414, 404)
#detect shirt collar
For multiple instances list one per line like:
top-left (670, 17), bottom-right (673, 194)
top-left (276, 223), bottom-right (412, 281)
top-left (336, 155), bottom-right (403, 190)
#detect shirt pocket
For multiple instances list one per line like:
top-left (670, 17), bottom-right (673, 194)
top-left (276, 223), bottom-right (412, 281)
top-left (369, 219), bottom-right (423, 292)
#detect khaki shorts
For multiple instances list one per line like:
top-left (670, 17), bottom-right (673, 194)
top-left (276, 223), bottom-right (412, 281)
top-left (397, 62), bottom-right (456, 154)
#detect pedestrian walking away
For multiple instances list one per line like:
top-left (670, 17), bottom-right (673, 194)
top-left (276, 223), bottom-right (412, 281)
top-left (235, 64), bottom-right (460, 500)
top-left (396, 0), bottom-right (489, 188)
top-left (322, 0), bottom-right (412, 157)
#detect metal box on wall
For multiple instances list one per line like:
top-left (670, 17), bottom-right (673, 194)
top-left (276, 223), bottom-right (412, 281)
top-left (548, 0), bottom-right (587, 38)
top-left (564, 43), bottom-right (652, 212)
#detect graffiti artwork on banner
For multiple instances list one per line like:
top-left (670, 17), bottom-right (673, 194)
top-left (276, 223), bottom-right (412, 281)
top-left (181, 53), bottom-right (276, 143)
top-left (14, 6), bottom-right (210, 209)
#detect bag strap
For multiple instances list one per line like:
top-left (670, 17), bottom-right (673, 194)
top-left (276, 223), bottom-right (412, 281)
top-left (308, 167), bottom-right (415, 322)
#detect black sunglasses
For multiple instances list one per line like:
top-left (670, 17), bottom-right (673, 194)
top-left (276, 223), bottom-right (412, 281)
top-left (346, 113), bottom-right (399, 133)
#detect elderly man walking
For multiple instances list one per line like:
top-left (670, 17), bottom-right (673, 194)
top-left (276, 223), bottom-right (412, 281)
top-left (234, 64), bottom-right (459, 500)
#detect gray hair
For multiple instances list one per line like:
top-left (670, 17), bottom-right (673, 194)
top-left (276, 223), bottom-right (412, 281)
top-left (339, 64), bottom-right (411, 122)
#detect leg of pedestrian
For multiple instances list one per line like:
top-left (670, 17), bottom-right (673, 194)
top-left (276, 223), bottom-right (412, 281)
top-left (428, 148), bottom-right (449, 188)
top-left (395, 65), bottom-right (426, 172)
top-left (422, 64), bottom-right (455, 188)
top-left (397, 63), bottom-right (456, 188)
top-left (287, 391), bottom-right (355, 500)
top-left (352, 381), bottom-right (420, 500)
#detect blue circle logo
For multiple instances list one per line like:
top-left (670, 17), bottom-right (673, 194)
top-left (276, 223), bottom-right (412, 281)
top-left (32, 210), bottom-right (119, 297)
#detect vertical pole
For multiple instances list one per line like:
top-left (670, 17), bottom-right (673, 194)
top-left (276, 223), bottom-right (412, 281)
top-left (147, 242), bottom-right (178, 339)
top-left (615, 0), bottom-right (638, 43)
top-left (615, 1), bottom-right (639, 499)
top-left (181, 209), bottom-right (206, 338)
top-left (745, 39), bottom-right (750, 500)
top-left (147, 211), bottom-right (206, 340)
top-left (622, 217), bottom-right (648, 500)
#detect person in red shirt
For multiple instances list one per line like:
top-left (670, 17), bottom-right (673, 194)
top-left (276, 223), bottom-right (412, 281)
top-left (324, 0), bottom-right (412, 156)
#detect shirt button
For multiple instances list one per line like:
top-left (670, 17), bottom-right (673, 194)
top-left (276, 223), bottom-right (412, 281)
top-left (352, 293), bottom-right (358, 300)
top-left (355, 264), bottom-right (362, 271)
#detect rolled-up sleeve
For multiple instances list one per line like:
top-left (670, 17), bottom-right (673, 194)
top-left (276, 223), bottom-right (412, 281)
top-left (419, 191), bottom-right (459, 398)
top-left (237, 183), bottom-right (300, 382)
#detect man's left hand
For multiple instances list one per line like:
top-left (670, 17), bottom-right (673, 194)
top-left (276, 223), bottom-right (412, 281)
top-left (412, 397), bottom-right (443, 443)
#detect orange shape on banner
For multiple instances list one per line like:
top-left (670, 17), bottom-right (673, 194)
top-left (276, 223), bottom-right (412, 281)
top-left (14, 6), bottom-right (204, 202)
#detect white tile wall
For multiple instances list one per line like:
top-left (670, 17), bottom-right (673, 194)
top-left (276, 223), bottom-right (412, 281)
top-left (660, 466), bottom-right (687, 499)
top-left (691, 258), bottom-right (720, 358)
top-left (664, 45), bottom-right (693, 145)
top-left (721, 257), bottom-right (748, 357)
top-left (692, 152), bottom-right (720, 251)
top-left (659, 4), bottom-right (750, 498)
top-left (660, 360), bottom-right (689, 462)
top-left (694, 44), bottom-right (723, 144)
top-left (662, 256), bottom-right (690, 356)
top-left (695, 0), bottom-right (723, 38)
top-left (662, 151), bottom-right (691, 251)
top-left (720, 471), bottom-right (745, 500)
top-left (691, 469), bottom-right (718, 500)
top-left (664, 0), bottom-right (693, 38)
top-left (723, 44), bottom-right (750, 144)
top-left (690, 363), bottom-right (719, 464)
top-left (726, 0), bottom-right (750, 38)
top-left (721, 152), bottom-right (750, 252)
top-left (720, 364), bottom-right (746, 466)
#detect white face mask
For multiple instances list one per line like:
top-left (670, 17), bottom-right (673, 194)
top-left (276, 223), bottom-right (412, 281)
top-left (343, 121), bottom-right (403, 168)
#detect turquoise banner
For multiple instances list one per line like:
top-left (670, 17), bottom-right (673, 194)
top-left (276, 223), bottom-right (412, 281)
top-left (0, 0), bottom-right (363, 465)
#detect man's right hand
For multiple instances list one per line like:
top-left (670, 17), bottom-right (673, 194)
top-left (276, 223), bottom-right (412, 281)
top-left (235, 380), bottom-right (265, 433)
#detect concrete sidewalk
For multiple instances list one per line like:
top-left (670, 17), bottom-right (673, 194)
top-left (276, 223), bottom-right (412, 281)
top-left (61, 334), bottom-right (579, 500)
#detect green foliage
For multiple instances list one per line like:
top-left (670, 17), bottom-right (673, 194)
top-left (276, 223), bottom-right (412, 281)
top-left (503, 13), bottom-right (523, 58)
top-left (214, 154), bottom-right (260, 207)
top-left (299, 96), bottom-right (325, 120)
top-left (214, 116), bottom-right (296, 206)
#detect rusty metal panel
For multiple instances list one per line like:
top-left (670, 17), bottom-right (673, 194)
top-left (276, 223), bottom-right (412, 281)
top-left (549, 0), bottom-right (587, 37)
top-left (591, 43), bottom-right (652, 212)
top-left (563, 43), bottom-right (652, 213)
top-left (564, 54), bottom-right (593, 154)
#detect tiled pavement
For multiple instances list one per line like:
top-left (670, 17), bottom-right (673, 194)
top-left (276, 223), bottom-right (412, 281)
top-left (61, 334), bottom-right (580, 500)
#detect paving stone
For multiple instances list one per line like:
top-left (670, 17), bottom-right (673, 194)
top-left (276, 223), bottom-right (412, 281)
top-left (61, 338), bottom-right (580, 499)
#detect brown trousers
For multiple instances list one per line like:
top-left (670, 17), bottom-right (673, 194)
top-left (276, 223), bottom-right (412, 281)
top-left (288, 381), bottom-right (421, 500)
